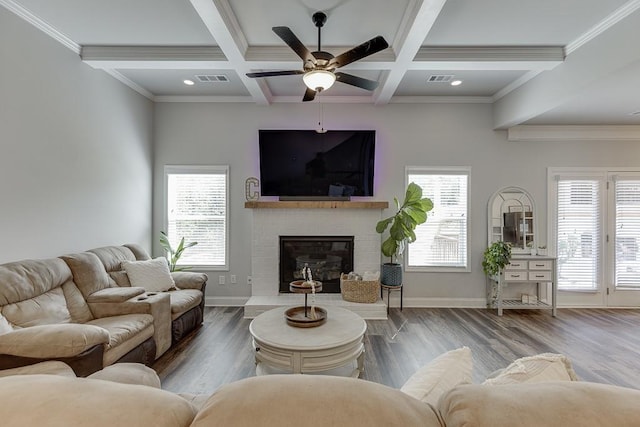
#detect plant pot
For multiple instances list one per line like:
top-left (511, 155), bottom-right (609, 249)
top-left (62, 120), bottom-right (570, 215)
top-left (381, 263), bottom-right (403, 286)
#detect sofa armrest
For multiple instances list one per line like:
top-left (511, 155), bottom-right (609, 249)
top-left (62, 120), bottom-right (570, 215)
top-left (0, 324), bottom-right (109, 358)
top-left (171, 271), bottom-right (208, 291)
top-left (87, 287), bottom-right (146, 303)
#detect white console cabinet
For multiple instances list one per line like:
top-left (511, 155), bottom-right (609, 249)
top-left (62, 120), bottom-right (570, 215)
top-left (487, 255), bottom-right (557, 316)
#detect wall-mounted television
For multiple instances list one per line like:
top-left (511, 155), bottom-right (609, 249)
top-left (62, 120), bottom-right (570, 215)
top-left (259, 130), bottom-right (375, 199)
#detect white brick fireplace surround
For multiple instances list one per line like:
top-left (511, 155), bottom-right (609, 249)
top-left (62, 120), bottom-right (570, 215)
top-left (244, 201), bottom-right (388, 319)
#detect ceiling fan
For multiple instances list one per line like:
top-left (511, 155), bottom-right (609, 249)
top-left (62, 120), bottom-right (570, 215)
top-left (246, 12), bottom-right (389, 102)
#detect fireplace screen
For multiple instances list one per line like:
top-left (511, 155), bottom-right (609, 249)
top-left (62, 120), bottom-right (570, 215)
top-left (279, 236), bottom-right (354, 293)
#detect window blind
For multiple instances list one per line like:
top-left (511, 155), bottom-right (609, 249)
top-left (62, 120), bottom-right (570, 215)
top-left (614, 179), bottom-right (640, 288)
top-left (166, 169), bottom-right (227, 267)
top-left (556, 179), bottom-right (601, 290)
top-left (407, 172), bottom-right (468, 268)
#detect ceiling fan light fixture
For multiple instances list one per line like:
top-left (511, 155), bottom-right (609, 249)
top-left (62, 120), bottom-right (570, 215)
top-left (303, 70), bottom-right (336, 92)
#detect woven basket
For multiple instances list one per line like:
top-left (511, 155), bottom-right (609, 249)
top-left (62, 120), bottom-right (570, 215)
top-left (340, 273), bottom-right (380, 303)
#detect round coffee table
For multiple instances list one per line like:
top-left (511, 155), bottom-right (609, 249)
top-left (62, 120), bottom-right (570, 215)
top-left (249, 306), bottom-right (367, 378)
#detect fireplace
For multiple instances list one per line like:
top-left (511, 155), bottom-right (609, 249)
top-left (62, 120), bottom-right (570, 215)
top-left (279, 236), bottom-right (354, 293)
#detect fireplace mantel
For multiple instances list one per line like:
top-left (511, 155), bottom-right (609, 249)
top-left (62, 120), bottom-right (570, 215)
top-left (244, 201), bottom-right (388, 209)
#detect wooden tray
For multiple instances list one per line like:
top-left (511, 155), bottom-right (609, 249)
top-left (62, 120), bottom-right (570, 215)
top-left (284, 306), bottom-right (327, 328)
top-left (289, 280), bottom-right (322, 293)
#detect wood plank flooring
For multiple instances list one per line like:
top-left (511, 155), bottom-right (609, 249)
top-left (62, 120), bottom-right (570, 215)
top-left (153, 307), bottom-right (640, 395)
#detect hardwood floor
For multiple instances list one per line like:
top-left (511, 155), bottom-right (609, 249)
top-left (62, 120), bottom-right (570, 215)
top-left (153, 307), bottom-right (640, 395)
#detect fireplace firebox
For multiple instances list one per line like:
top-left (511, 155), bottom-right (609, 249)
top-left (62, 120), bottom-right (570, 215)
top-left (279, 236), bottom-right (354, 293)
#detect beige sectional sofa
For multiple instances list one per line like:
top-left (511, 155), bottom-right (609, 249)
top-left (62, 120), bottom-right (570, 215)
top-left (0, 244), bottom-right (207, 376)
top-left (1, 367), bottom-right (639, 427)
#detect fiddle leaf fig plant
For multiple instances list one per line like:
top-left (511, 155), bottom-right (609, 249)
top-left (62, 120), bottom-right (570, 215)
top-left (159, 231), bottom-right (198, 272)
top-left (482, 241), bottom-right (512, 277)
top-left (376, 182), bottom-right (434, 264)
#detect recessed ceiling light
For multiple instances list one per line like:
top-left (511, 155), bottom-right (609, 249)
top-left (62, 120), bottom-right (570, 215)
top-left (450, 80), bottom-right (463, 86)
top-left (183, 79), bottom-right (195, 86)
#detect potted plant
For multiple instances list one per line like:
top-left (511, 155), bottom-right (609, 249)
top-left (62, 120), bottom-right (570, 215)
top-left (482, 241), bottom-right (512, 277)
top-left (159, 231), bottom-right (198, 272)
top-left (376, 182), bottom-right (433, 286)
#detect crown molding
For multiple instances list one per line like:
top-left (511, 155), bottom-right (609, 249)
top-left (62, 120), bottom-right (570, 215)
top-left (103, 69), bottom-right (154, 100)
top-left (508, 125), bottom-right (640, 142)
top-left (565, 0), bottom-right (640, 55)
top-left (492, 70), bottom-right (543, 101)
top-left (1, 0), bottom-right (80, 53)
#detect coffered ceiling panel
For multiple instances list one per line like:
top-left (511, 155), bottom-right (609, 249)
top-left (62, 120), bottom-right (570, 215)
top-left (396, 70), bottom-right (527, 97)
top-left (3, 0), bottom-right (640, 127)
top-left (14, 0), bottom-right (216, 45)
top-left (424, 0), bottom-right (631, 45)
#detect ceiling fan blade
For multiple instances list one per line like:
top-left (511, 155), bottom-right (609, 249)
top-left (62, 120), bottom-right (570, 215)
top-left (272, 26), bottom-right (314, 64)
top-left (330, 36), bottom-right (389, 68)
top-left (246, 70), bottom-right (305, 78)
top-left (302, 88), bottom-right (317, 102)
top-left (335, 72), bottom-right (379, 91)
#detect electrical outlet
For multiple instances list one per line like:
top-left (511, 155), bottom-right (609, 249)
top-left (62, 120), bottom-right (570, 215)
top-left (247, 276), bottom-right (252, 285)
top-left (218, 275), bottom-right (225, 285)
top-left (230, 275), bottom-right (237, 284)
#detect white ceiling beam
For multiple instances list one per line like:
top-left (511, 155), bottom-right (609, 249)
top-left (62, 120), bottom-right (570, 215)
top-left (189, 0), bottom-right (271, 104)
top-left (508, 125), bottom-right (640, 142)
top-left (374, 0), bottom-right (448, 105)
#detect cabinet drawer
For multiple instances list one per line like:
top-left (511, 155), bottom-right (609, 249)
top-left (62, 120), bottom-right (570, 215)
top-left (504, 271), bottom-right (527, 281)
top-left (528, 271), bottom-right (552, 281)
top-left (529, 260), bottom-right (552, 270)
top-left (506, 261), bottom-right (527, 269)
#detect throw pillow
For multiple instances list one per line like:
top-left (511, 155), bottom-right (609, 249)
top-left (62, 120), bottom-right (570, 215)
top-left (482, 353), bottom-right (579, 385)
top-left (121, 257), bottom-right (175, 292)
top-left (400, 346), bottom-right (473, 406)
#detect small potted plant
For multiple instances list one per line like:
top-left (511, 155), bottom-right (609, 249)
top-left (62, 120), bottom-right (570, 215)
top-left (482, 241), bottom-right (512, 277)
top-left (159, 231), bottom-right (198, 272)
top-left (376, 182), bottom-right (433, 286)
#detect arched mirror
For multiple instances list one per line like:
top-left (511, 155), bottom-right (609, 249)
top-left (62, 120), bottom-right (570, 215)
top-left (488, 187), bottom-right (536, 253)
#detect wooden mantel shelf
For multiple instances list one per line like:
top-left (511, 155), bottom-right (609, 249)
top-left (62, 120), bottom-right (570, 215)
top-left (244, 201), bottom-right (389, 209)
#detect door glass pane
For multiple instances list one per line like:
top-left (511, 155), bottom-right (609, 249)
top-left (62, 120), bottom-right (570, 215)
top-left (615, 179), bottom-right (640, 288)
top-left (557, 180), bottom-right (601, 290)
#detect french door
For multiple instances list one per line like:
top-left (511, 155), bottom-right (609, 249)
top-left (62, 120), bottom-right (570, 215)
top-left (550, 169), bottom-right (640, 307)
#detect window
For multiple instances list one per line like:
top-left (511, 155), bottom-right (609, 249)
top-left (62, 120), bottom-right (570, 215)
top-left (614, 178), bottom-right (640, 288)
top-left (555, 178), bottom-right (602, 290)
top-left (406, 167), bottom-right (470, 271)
top-left (164, 165), bottom-right (228, 270)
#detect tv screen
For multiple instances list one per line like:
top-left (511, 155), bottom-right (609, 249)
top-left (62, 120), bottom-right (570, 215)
top-left (259, 130), bottom-right (375, 198)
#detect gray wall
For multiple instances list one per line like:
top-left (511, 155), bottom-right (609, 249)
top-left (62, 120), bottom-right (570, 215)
top-left (0, 8), bottom-right (154, 262)
top-left (154, 102), bottom-right (640, 304)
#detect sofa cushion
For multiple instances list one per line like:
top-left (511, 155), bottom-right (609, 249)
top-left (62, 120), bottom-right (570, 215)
top-left (89, 246), bottom-right (137, 273)
top-left (439, 381), bottom-right (640, 427)
top-left (87, 362), bottom-right (161, 388)
top-left (122, 257), bottom-right (176, 292)
top-left (171, 271), bottom-right (208, 290)
top-left (2, 287), bottom-right (71, 327)
top-left (169, 289), bottom-right (203, 318)
top-left (61, 252), bottom-right (112, 298)
top-left (482, 353), bottom-right (578, 385)
top-left (0, 258), bottom-right (73, 305)
top-left (87, 314), bottom-right (154, 351)
top-left (400, 347), bottom-right (472, 406)
top-left (124, 243), bottom-right (152, 261)
top-left (0, 360), bottom-right (76, 378)
top-left (193, 374), bottom-right (444, 427)
top-left (0, 375), bottom-right (197, 427)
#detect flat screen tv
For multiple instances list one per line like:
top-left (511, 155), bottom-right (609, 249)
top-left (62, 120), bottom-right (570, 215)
top-left (259, 130), bottom-right (375, 199)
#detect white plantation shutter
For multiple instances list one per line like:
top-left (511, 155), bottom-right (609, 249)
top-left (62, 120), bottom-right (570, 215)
top-left (614, 178), bottom-right (640, 288)
top-left (407, 168), bottom-right (469, 270)
top-left (165, 166), bottom-right (228, 268)
top-left (556, 179), bottom-right (601, 290)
